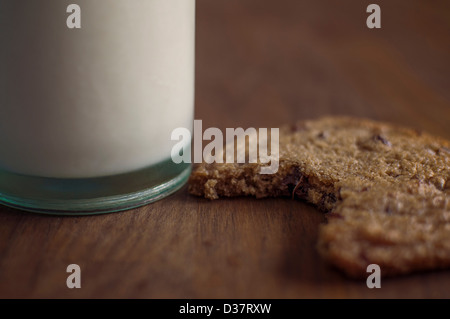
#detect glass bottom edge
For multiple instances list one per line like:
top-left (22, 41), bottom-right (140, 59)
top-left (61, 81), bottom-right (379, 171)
top-left (0, 162), bottom-right (191, 216)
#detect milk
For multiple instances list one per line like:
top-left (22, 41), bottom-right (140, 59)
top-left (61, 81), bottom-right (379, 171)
top-left (0, 0), bottom-right (195, 178)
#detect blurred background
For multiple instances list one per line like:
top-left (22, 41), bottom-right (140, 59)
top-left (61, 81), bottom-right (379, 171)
top-left (195, 0), bottom-right (450, 138)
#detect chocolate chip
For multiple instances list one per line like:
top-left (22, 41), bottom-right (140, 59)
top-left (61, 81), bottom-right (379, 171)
top-left (292, 175), bottom-right (305, 199)
top-left (374, 134), bottom-right (391, 146)
top-left (327, 192), bottom-right (337, 203)
top-left (281, 167), bottom-right (301, 189)
top-left (385, 205), bottom-right (393, 215)
top-left (319, 192), bottom-right (338, 210)
top-left (281, 167), bottom-right (311, 199)
top-left (281, 167), bottom-right (307, 198)
top-left (317, 131), bottom-right (328, 139)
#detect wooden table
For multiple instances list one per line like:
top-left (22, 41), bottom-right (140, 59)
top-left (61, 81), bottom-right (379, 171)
top-left (1, 0), bottom-right (449, 298)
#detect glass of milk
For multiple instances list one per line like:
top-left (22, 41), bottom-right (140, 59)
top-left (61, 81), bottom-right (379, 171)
top-left (0, 0), bottom-right (195, 214)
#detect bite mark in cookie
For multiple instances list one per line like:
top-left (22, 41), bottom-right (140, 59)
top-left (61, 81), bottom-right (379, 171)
top-left (188, 117), bottom-right (450, 278)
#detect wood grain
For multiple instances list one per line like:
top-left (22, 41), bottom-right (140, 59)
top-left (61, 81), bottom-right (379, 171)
top-left (0, 0), bottom-right (449, 298)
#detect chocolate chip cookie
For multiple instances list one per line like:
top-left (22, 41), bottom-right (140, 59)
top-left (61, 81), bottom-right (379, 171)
top-left (188, 117), bottom-right (450, 278)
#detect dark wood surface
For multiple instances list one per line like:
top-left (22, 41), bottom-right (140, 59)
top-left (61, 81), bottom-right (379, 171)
top-left (0, 0), bottom-right (449, 298)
